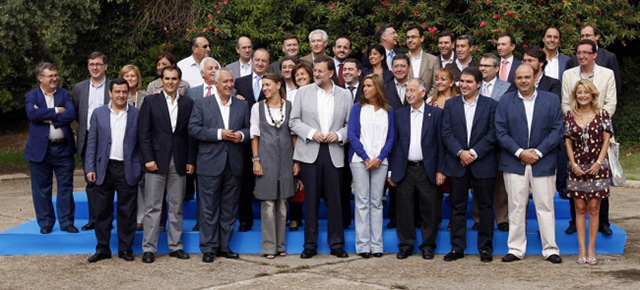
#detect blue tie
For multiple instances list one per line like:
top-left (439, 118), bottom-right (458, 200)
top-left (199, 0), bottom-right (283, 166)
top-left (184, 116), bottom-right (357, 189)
top-left (388, 50), bottom-right (396, 69)
top-left (253, 75), bottom-right (262, 101)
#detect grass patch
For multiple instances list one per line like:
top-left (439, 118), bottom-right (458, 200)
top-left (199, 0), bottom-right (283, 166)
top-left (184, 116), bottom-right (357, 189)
top-left (619, 144), bottom-right (640, 181)
top-left (0, 149), bottom-right (29, 172)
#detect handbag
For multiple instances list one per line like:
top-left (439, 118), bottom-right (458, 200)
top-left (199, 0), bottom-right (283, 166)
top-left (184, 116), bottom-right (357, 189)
top-left (607, 138), bottom-right (626, 186)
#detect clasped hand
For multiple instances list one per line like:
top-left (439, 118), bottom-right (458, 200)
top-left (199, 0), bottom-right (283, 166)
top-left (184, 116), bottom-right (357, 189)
top-left (312, 131), bottom-right (339, 143)
top-left (221, 129), bottom-right (242, 143)
top-left (520, 149), bottom-right (540, 165)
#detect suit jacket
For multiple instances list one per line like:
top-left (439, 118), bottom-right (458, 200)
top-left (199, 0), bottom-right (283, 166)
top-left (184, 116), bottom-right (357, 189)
top-left (84, 104), bottom-right (141, 186)
top-left (24, 87), bottom-right (77, 162)
top-left (502, 58), bottom-right (522, 84)
top-left (72, 78), bottom-right (111, 156)
top-left (137, 93), bottom-right (196, 175)
top-left (488, 79), bottom-right (512, 102)
top-left (389, 104), bottom-right (445, 185)
top-left (566, 47), bottom-right (621, 95)
top-left (225, 61), bottom-right (243, 81)
top-left (360, 67), bottom-right (394, 84)
top-left (554, 53), bottom-right (571, 83)
top-left (289, 83), bottom-right (353, 167)
top-left (300, 54), bottom-right (314, 64)
top-left (234, 74), bottom-right (266, 109)
top-left (561, 64), bottom-right (617, 116)
top-left (381, 79), bottom-right (410, 110)
top-left (444, 59), bottom-right (479, 81)
top-left (408, 51), bottom-right (440, 98)
top-left (346, 83), bottom-right (363, 104)
top-left (361, 48), bottom-right (403, 69)
top-left (441, 95), bottom-right (498, 179)
top-left (537, 75), bottom-right (562, 100)
top-left (495, 90), bottom-right (563, 176)
top-left (188, 96), bottom-right (250, 176)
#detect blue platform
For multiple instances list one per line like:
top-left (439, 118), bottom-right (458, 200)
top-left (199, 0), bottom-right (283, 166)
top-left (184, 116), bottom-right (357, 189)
top-left (0, 191), bottom-right (627, 255)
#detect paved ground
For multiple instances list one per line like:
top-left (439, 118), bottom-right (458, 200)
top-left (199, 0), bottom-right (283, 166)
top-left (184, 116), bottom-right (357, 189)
top-left (1, 173), bottom-right (639, 290)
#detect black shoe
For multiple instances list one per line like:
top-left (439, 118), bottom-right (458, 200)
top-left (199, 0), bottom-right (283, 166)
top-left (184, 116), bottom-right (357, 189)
top-left (546, 254), bottom-right (562, 264)
top-left (372, 253), bottom-right (384, 258)
top-left (471, 222), bottom-right (479, 231)
top-left (61, 225), bottom-right (79, 233)
top-left (330, 248), bottom-right (349, 258)
top-left (40, 226), bottom-right (52, 234)
top-left (88, 252), bottom-right (111, 263)
top-left (422, 250), bottom-right (434, 260)
top-left (599, 224), bottom-right (613, 235)
top-left (169, 250), bottom-right (190, 259)
top-left (558, 190), bottom-right (570, 199)
top-left (300, 249), bottom-right (317, 259)
top-left (358, 253), bottom-right (371, 259)
top-left (118, 251), bottom-right (134, 261)
top-left (217, 251), bottom-right (239, 259)
top-left (81, 222), bottom-right (95, 231)
top-left (497, 222), bottom-right (509, 232)
top-left (480, 250), bottom-right (493, 262)
top-left (443, 251), bottom-right (464, 261)
top-left (565, 223), bottom-right (577, 234)
top-left (142, 252), bottom-right (155, 263)
top-left (202, 252), bottom-right (215, 263)
top-left (238, 222), bottom-right (252, 232)
top-left (396, 249), bottom-right (412, 259)
top-left (386, 220), bottom-right (396, 228)
top-left (192, 223), bottom-right (199, 231)
top-left (501, 253), bottom-right (520, 262)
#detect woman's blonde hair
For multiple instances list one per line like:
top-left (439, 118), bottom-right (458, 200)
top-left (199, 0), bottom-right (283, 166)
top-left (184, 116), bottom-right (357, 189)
top-left (569, 79), bottom-right (600, 115)
top-left (432, 68), bottom-right (459, 103)
top-left (118, 64), bottom-right (142, 91)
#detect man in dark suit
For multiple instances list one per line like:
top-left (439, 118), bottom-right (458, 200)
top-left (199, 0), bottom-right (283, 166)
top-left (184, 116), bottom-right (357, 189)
top-left (85, 78), bottom-right (141, 263)
top-left (406, 25), bottom-right (440, 98)
top-left (496, 33), bottom-right (522, 85)
top-left (189, 68), bottom-right (250, 263)
top-left (437, 31), bottom-right (456, 68)
top-left (388, 78), bottom-right (445, 260)
top-left (542, 26), bottom-right (571, 83)
top-left (441, 68), bottom-right (498, 262)
top-left (290, 56), bottom-right (353, 259)
top-left (495, 65), bottom-right (563, 264)
top-left (361, 23), bottom-right (403, 69)
top-left (138, 66), bottom-right (195, 263)
top-left (331, 36), bottom-right (352, 87)
top-left (444, 35), bottom-right (479, 82)
top-left (225, 36), bottom-right (253, 81)
top-left (72, 51), bottom-right (110, 231)
top-left (25, 62), bottom-right (77, 235)
top-left (343, 58), bottom-right (362, 102)
top-left (233, 48), bottom-right (270, 232)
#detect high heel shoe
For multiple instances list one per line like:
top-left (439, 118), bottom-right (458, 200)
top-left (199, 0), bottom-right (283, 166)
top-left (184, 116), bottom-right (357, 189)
top-left (576, 257), bottom-right (587, 264)
top-left (586, 257), bottom-right (598, 265)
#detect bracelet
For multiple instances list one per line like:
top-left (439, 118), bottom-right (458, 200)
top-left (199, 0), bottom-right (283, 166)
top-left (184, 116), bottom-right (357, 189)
top-left (596, 160), bottom-right (602, 165)
top-left (252, 156), bottom-right (260, 162)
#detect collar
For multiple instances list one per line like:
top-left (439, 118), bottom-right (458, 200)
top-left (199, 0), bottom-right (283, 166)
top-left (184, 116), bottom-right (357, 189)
top-left (456, 57), bottom-right (473, 69)
top-left (517, 89), bottom-right (538, 101)
top-left (535, 74), bottom-right (543, 87)
top-left (410, 50), bottom-right (423, 60)
top-left (411, 102), bottom-right (425, 113)
top-left (163, 90), bottom-right (180, 102)
top-left (395, 79), bottom-right (408, 87)
top-left (484, 77), bottom-right (497, 87)
top-left (40, 87), bottom-right (57, 97)
top-left (91, 78), bottom-right (106, 88)
top-left (501, 56), bottom-right (514, 64)
top-left (109, 102), bottom-right (129, 113)
top-left (441, 54), bottom-right (454, 62)
top-left (547, 50), bottom-right (559, 61)
top-left (252, 72), bottom-right (264, 80)
top-left (462, 94), bottom-right (479, 105)
top-left (215, 90), bottom-right (233, 106)
top-left (317, 82), bottom-right (335, 95)
top-left (241, 59), bottom-right (252, 68)
top-left (186, 55), bottom-right (198, 67)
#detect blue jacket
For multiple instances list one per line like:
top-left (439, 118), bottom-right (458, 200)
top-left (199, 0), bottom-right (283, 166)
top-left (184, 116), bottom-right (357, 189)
top-left (347, 103), bottom-right (395, 163)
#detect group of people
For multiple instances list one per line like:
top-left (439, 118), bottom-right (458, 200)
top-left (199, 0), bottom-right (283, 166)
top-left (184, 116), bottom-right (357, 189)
top-left (24, 22), bottom-right (618, 266)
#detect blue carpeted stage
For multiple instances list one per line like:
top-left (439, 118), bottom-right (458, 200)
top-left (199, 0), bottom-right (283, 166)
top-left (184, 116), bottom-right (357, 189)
top-left (0, 191), bottom-right (626, 255)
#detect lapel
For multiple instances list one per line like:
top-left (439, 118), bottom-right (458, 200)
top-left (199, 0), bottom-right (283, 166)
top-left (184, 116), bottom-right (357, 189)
top-left (228, 98), bottom-right (239, 129)
top-left (512, 93), bottom-right (528, 127)
top-left (124, 104), bottom-right (136, 143)
top-left (309, 85), bottom-right (319, 122)
top-left (471, 96), bottom-right (487, 134)
top-left (102, 79), bottom-right (110, 104)
top-left (176, 94), bottom-right (189, 130)
top-left (157, 94), bottom-right (173, 132)
top-left (331, 87), bottom-right (342, 129)
top-left (418, 52), bottom-right (429, 77)
top-left (454, 96), bottom-right (467, 136)
top-left (208, 96), bottom-right (225, 129)
top-left (36, 88), bottom-right (48, 108)
top-left (421, 105), bottom-right (432, 140)
top-left (530, 91), bottom-right (544, 135)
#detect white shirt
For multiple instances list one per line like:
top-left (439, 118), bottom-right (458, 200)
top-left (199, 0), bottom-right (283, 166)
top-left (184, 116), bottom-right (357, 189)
top-left (514, 90), bottom-right (543, 158)
top-left (202, 83), bottom-right (216, 98)
top-left (455, 57), bottom-right (473, 73)
top-left (213, 92), bottom-right (245, 141)
top-left (440, 54), bottom-right (455, 67)
top-left (177, 55), bottom-right (204, 87)
top-left (534, 74), bottom-right (543, 89)
top-left (41, 88), bottom-right (65, 140)
top-left (545, 50), bottom-right (560, 80)
top-left (286, 84), bottom-right (298, 104)
top-left (240, 59), bottom-right (252, 78)
top-left (395, 79), bottom-right (407, 104)
top-left (249, 101), bottom-right (287, 138)
top-left (108, 103), bottom-right (128, 161)
top-left (408, 103), bottom-right (424, 161)
top-left (87, 78), bottom-right (106, 130)
top-left (385, 48), bottom-right (396, 70)
top-left (462, 95), bottom-right (479, 147)
top-left (351, 104), bottom-right (390, 164)
top-left (346, 83), bottom-right (359, 101)
top-left (163, 91), bottom-right (180, 133)
top-left (482, 77), bottom-right (497, 97)
top-left (306, 83), bottom-right (342, 142)
top-left (410, 50), bottom-right (423, 78)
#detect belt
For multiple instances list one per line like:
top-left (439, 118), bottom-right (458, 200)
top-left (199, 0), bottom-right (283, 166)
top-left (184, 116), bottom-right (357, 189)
top-left (408, 160), bottom-right (423, 166)
top-left (109, 159), bottom-right (124, 163)
top-left (48, 139), bottom-right (65, 144)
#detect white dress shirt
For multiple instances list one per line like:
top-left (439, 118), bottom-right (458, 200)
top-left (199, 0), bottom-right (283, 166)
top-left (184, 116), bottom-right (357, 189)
top-left (87, 78), bottom-right (106, 130)
top-left (177, 55), bottom-right (204, 87)
top-left (395, 80), bottom-right (407, 105)
top-left (108, 103), bottom-right (128, 161)
top-left (163, 91), bottom-right (180, 133)
top-left (407, 103), bottom-right (425, 161)
top-left (441, 54), bottom-right (454, 67)
top-left (351, 104), bottom-right (390, 164)
top-left (514, 90), bottom-right (543, 158)
top-left (286, 84), bottom-right (298, 104)
top-left (545, 50), bottom-right (560, 80)
top-left (410, 50), bottom-right (423, 78)
top-left (482, 77), bottom-right (497, 97)
top-left (203, 84), bottom-right (216, 98)
top-left (346, 83), bottom-right (359, 101)
top-left (213, 92), bottom-right (245, 141)
top-left (463, 95), bottom-right (479, 147)
top-left (249, 101), bottom-right (287, 138)
top-left (41, 88), bottom-right (65, 140)
top-left (240, 60), bottom-right (252, 78)
top-left (307, 84), bottom-right (342, 142)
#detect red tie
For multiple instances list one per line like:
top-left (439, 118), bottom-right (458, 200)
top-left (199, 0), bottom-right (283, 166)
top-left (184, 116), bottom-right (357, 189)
top-left (205, 86), bottom-right (212, 97)
top-left (338, 63), bottom-right (345, 86)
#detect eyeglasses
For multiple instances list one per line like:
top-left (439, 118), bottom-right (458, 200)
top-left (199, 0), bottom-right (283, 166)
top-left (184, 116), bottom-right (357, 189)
top-left (198, 45), bottom-right (211, 49)
top-left (40, 74), bottom-right (59, 79)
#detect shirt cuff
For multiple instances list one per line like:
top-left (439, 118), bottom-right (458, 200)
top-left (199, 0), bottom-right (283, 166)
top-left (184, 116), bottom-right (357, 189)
top-left (515, 148), bottom-right (523, 158)
top-left (534, 149), bottom-right (543, 158)
top-left (54, 107), bottom-right (59, 114)
top-left (307, 129), bottom-right (317, 141)
top-left (336, 132), bottom-right (343, 142)
top-left (239, 132), bottom-right (245, 142)
top-left (217, 129), bottom-right (222, 140)
top-left (469, 149), bottom-right (477, 158)
top-left (456, 150), bottom-right (463, 157)
top-left (388, 171), bottom-right (392, 178)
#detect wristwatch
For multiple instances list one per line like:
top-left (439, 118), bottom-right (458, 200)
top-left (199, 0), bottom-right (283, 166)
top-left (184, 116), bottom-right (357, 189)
top-left (252, 155), bottom-right (260, 162)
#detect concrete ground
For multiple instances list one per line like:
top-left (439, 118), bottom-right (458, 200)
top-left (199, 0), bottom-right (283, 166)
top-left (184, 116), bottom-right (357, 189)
top-left (1, 172), bottom-right (639, 290)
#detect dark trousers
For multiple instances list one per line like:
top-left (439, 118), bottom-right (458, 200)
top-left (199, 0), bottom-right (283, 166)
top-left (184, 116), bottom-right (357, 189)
top-left (94, 160), bottom-right (137, 254)
top-left (449, 170), bottom-right (494, 253)
top-left (300, 144), bottom-right (345, 250)
top-left (289, 202), bottom-right (303, 223)
top-left (341, 145), bottom-right (353, 228)
top-left (556, 144), bottom-right (567, 193)
top-left (82, 141), bottom-right (97, 223)
top-left (396, 162), bottom-right (438, 253)
top-left (570, 196), bottom-right (610, 226)
top-left (239, 148), bottom-right (255, 225)
top-left (29, 141), bottom-right (75, 229)
top-left (198, 160), bottom-right (241, 254)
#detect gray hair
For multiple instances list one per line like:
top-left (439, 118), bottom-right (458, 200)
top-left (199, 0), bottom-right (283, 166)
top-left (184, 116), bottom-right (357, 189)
top-left (199, 57), bottom-right (221, 73)
top-left (481, 53), bottom-right (500, 67)
top-left (308, 29), bottom-right (328, 42)
top-left (214, 68), bottom-right (233, 83)
top-left (36, 62), bottom-right (57, 79)
top-left (409, 78), bottom-right (426, 92)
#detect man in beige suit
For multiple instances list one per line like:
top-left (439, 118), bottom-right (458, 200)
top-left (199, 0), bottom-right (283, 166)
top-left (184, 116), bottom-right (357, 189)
top-left (405, 25), bottom-right (440, 98)
top-left (300, 29), bottom-right (328, 65)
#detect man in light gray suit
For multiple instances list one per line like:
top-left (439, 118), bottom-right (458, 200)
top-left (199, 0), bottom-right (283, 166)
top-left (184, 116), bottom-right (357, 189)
top-left (290, 55), bottom-right (353, 259)
top-left (479, 53), bottom-right (511, 101)
top-left (225, 36), bottom-right (253, 81)
top-left (72, 51), bottom-right (111, 231)
top-left (189, 68), bottom-right (250, 263)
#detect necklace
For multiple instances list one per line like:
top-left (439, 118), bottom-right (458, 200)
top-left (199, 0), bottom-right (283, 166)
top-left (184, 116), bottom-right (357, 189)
top-left (578, 110), bottom-right (593, 152)
top-left (266, 98), bottom-right (285, 129)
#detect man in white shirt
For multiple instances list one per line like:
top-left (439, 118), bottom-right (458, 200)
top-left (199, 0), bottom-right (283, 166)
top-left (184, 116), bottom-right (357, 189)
top-left (496, 33), bottom-right (522, 84)
top-left (437, 31), bottom-right (456, 68)
top-left (542, 26), bottom-right (570, 83)
top-left (405, 25), bottom-right (440, 98)
top-left (225, 36), bottom-right (253, 81)
top-left (177, 36), bottom-right (211, 87)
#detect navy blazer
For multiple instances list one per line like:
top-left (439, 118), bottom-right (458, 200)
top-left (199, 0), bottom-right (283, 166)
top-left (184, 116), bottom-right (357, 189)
top-left (24, 87), bottom-right (77, 162)
top-left (566, 47), bottom-right (620, 95)
top-left (347, 103), bottom-right (395, 162)
top-left (384, 79), bottom-right (410, 110)
top-left (504, 58), bottom-right (522, 85)
top-left (555, 53), bottom-right (570, 84)
top-left (494, 90), bottom-right (563, 176)
top-left (441, 95), bottom-right (498, 179)
top-left (538, 75), bottom-right (562, 101)
top-left (188, 96), bottom-right (250, 177)
top-left (137, 93), bottom-right (196, 175)
top-left (84, 105), bottom-right (141, 186)
top-left (389, 104), bottom-right (444, 184)
top-left (234, 74), bottom-right (266, 109)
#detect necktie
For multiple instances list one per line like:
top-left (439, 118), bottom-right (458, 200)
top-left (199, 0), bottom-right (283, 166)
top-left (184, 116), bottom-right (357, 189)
top-left (483, 83), bottom-right (491, 97)
top-left (253, 75), bottom-right (262, 101)
top-left (338, 63), bottom-right (345, 86)
top-left (347, 86), bottom-right (355, 100)
top-left (205, 86), bottom-right (212, 97)
top-left (388, 50), bottom-right (396, 69)
top-left (499, 60), bottom-right (509, 81)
